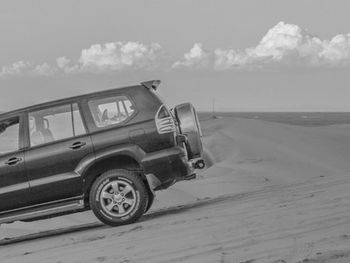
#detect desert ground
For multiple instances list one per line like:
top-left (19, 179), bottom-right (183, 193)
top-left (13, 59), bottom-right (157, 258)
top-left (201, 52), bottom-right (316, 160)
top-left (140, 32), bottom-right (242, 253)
top-left (2, 116), bottom-right (350, 263)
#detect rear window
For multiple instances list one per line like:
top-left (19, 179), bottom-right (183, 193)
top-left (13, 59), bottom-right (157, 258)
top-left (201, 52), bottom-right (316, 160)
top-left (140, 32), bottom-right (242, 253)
top-left (88, 95), bottom-right (136, 128)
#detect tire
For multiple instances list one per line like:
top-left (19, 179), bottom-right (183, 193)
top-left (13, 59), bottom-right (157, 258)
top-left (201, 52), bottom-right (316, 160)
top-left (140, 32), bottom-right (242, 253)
top-left (144, 191), bottom-right (155, 214)
top-left (89, 169), bottom-right (148, 226)
top-left (174, 103), bottom-right (203, 159)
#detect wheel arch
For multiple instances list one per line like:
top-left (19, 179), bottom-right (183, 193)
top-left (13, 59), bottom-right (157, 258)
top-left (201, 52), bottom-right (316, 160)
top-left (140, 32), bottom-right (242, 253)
top-left (82, 154), bottom-right (144, 201)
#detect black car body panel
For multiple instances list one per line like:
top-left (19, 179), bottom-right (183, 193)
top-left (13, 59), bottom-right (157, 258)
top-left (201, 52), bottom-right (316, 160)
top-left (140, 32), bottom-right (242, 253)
top-left (24, 133), bottom-right (94, 205)
top-left (0, 81), bottom-right (201, 224)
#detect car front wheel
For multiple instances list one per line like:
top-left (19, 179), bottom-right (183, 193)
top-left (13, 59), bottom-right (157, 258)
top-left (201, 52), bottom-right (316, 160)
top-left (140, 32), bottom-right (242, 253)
top-left (89, 169), bottom-right (148, 226)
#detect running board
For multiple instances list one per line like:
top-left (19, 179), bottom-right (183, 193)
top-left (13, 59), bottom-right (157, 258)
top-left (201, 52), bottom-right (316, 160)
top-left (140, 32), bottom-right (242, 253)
top-left (0, 199), bottom-right (85, 224)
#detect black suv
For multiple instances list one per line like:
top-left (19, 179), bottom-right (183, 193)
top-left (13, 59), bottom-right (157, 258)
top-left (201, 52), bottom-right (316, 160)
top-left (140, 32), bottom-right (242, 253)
top-left (0, 80), bottom-right (204, 226)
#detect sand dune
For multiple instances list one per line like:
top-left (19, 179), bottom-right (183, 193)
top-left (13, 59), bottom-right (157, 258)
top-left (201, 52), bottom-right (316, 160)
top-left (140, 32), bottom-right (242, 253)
top-left (2, 117), bottom-right (350, 262)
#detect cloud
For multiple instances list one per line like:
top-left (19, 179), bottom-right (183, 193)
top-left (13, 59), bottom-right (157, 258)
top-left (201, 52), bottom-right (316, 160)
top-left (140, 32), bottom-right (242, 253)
top-left (172, 43), bottom-right (210, 69)
top-left (32, 63), bottom-right (56, 76)
top-left (249, 22), bottom-right (308, 61)
top-left (175, 22), bottom-right (350, 69)
top-left (56, 56), bottom-right (79, 73)
top-left (319, 34), bottom-right (350, 64)
top-left (0, 61), bottom-right (56, 77)
top-left (2, 22), bottom-right (350, 77)
top-left (78, 42), bottom-right (162, 72)
top-left (0, 61), bottom-right (31, 76)
top-left (56, 56), bottom-right (70, 69)
top-left (56, 41), bottom-right (162, 73)
top-left (0, 41), bottom-right (162, 78)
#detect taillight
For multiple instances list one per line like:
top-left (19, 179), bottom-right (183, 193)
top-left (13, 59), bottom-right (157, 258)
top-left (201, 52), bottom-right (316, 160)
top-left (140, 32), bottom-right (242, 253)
top-left (155, 105), bottom-right (175, 134)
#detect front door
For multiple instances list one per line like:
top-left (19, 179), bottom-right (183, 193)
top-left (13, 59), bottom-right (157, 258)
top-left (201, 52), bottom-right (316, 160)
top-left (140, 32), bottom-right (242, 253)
top-left (24, 102), bottom-right (93, 205)
top-left (0, 114), bottom-right (30, 212)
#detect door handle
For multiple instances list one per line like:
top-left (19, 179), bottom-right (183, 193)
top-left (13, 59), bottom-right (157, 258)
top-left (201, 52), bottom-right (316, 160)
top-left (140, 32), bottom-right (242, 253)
top-left (5, 157), bottom-right (23, 165)
top-left (69, 141), bottom-right (86, 150)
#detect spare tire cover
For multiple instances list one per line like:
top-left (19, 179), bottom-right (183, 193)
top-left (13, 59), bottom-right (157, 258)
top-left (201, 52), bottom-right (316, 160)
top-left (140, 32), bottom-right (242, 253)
top-left (174, 103), bottom-right (203, 159)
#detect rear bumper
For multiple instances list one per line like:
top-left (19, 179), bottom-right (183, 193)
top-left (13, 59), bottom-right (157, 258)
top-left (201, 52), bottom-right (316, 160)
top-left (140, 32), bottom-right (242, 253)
top-left (141, 146), bottom-right (195, 190)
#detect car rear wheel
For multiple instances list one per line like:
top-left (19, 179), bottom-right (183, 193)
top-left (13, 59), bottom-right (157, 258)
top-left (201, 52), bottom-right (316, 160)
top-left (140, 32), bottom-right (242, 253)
top-left (174, 103), bottom-right (203, 160)
top-left (89, 169), bottom-right (148, 226)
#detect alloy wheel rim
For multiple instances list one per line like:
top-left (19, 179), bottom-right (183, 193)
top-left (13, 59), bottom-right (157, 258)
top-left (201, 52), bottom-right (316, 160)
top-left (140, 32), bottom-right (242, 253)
top-left (100, 180), bottom-right (137, 217)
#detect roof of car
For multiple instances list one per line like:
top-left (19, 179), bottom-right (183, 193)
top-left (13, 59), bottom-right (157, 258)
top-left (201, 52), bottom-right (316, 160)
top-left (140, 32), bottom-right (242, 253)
top-left (0, 84), bottom-right (144, 119)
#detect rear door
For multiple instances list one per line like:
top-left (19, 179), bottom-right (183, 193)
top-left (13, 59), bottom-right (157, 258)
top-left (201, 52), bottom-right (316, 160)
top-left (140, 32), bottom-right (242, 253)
top-left (0, 114), bottom-right (31, 212)
top-left (24, 102), bottom-right (94, 205)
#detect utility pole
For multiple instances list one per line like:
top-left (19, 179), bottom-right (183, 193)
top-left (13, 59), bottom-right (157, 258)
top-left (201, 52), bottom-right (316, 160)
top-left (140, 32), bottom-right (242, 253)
top-left (212, 98), bottom-right (216, 118)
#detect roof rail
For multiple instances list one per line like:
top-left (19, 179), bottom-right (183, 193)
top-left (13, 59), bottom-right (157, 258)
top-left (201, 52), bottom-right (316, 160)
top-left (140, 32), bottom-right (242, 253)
top-left (141, 80), bottom-right (161, 90)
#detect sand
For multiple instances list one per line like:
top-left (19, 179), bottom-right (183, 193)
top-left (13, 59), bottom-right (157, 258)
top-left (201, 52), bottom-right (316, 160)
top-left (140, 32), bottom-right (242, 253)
top-left (1, 117), bottom-right (350, 262)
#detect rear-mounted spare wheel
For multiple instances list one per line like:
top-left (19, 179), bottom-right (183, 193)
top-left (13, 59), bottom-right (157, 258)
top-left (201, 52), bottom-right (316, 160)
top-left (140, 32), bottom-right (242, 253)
top-left (174, 103), bottom-right (203, 159)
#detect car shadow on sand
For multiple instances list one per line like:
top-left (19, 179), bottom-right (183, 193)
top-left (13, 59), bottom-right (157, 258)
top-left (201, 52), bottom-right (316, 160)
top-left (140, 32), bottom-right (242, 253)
top-left (0, 192), bottom-right (248, 247)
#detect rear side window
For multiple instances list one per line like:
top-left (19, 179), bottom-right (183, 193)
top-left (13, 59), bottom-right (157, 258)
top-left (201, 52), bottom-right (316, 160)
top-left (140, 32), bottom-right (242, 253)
top-left (0, 117), bottom-right (20, 154)
top-left (88, 95), bottom-right (136, 128)
top-left (29, 103), bottom-right (86, 147)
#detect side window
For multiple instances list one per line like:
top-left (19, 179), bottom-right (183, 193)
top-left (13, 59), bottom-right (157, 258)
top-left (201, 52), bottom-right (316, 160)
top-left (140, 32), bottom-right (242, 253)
top-left (29, 103), bottom-right (86, 147)
top-left (88, 95), bottom-right (135, 128)
top-left (0, 117), bottom-right (20, 155)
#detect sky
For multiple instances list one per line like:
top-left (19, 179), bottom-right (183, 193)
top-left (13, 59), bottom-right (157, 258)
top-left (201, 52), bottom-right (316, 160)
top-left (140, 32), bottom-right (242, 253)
top-left (1, 0), bottom-right (350, 111)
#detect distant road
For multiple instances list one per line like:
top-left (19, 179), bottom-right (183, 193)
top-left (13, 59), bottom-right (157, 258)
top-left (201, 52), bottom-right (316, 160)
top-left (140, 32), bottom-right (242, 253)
top-left (199, 111), bottom-right (350, 126)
